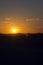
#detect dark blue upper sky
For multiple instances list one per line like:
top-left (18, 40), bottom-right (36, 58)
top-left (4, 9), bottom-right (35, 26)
top-left (0, 0), bottom-right (43, 33)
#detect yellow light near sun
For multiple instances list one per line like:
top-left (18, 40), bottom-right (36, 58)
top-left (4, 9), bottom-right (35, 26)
top-left (11, 28), bottom-right (19, 34)
top-left (12, 29), bottom-right (17, 33)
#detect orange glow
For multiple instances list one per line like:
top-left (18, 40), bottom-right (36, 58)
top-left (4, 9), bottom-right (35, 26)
top-left (10, 28), bottom-right (19, 34)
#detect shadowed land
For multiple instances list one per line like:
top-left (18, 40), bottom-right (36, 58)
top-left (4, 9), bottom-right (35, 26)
top-left (0, 33), bottom-right (43, 64)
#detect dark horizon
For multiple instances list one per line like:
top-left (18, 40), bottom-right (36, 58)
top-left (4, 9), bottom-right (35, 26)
top-left (0, 29), bottom-right (43, 64)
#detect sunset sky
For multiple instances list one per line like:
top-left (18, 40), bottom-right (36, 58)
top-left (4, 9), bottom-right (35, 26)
top-left (0, 0), bottom-right (43, 34)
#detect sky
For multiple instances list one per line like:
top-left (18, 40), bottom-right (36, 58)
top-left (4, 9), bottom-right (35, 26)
top-left (0, 0), bottom-right (43, 34)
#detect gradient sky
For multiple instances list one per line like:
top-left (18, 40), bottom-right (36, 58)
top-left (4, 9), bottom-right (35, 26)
top-left (0, 0), bottom-right (43, 33)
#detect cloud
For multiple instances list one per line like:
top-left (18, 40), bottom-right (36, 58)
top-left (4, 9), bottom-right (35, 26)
top-left (25, 18), bottom-right (43, 22)
top-left (4, 17), bottom-right (11, 21)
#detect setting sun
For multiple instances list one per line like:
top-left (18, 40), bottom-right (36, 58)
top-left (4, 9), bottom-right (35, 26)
top-left (12, 29), bottom-right (17, 33)
top-left (11, 28), bottom-right (19, 34)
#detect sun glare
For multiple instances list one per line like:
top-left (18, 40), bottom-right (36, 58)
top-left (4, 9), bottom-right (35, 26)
top-left (11, 28), bottom-right (19, 34)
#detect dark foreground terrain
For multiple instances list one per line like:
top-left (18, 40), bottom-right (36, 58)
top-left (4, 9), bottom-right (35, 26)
top-left (0, 33), bottom-right (43, 65)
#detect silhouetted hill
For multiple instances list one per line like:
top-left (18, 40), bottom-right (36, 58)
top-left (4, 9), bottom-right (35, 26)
top-left (0, 33), bottom-right (43, 64)
top-left (0, 33), bottom-right (43, 48)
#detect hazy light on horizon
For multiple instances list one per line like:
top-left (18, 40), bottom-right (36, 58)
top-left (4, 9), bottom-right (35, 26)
top-left (0, 0), bottom-right (43, 34)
